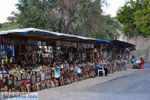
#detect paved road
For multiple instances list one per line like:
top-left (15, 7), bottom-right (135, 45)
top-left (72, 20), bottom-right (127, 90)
top-left (38, 67), bottom-right (150, 100)
top-left (87, 69), bottom-right (150, 94)
top-left (84, 68), bottom-right (150, 100)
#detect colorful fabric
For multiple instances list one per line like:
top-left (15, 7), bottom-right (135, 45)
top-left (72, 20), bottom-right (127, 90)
top-left (76, 67), bottom-right (81, 74)
top-left (54, 69), bottom-right (60, 78)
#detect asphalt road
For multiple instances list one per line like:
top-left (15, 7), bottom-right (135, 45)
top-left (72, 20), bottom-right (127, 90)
top-left (85, 69), bottom-right (150, 100)
top-left (87, 68), bottom-right (150, 93)
top-left (38, 66), bottom-right (150, 100)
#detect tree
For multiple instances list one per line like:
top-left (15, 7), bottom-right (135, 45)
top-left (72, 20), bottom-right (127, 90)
top-left (134, 4), bottom-right (150, 36)
top-left (116, 0), bottom-right (150, 37)
top-left (16, 0), bottom-right (102, 35)
top-left (96, 15), bottom-right (121, 40)
top-left (7, 12), bottom-right (17, 23)
top-left (15, 0), bottom-right (121, 40)
top-left (16, 0), bottom-right (50, 29)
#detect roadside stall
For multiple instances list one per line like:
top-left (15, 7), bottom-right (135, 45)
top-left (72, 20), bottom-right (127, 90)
top-left (93, 39), bottom-right (135, 74)
top-left (110, 40), bottom-right (136, 71)
top-left (0, 28), bottom-right (108, 92)
top-left (0, 28), bottom-right (135, 92)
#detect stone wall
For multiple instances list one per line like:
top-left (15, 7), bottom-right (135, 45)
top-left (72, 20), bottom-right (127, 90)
top-left (126, 36), bottom-right (150, 63)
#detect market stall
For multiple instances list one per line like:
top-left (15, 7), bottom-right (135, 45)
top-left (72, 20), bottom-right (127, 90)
top-left (110, 40), bottom-right (136, 72)
top-left (0, 28), bottom-right (110, 92)
top-left (0, 28), bottom-right (135, 92)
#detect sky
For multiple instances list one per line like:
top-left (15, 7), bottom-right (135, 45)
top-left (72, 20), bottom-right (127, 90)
top-left (0, 0), bottom-right (127, 23)
top-left (102, 0), bottom-right (126, 16)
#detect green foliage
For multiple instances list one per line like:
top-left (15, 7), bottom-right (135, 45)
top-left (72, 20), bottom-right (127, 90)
top-left (15, 0), bottom-right (102, 35)
top-left (16, 0), bottom-right (50, 29)
top-left (134, 5), bottom-right (150, 36)
top-left (96, 15), bottom-right (121, 40)
top-left (13, 0), bottom-right (121, 40)
top-left (116, 0), bottom-right (150, 37)
top-left (0, 23), bottom-right (2, 28)
top-left (0, 22), bottom-right (19, 31)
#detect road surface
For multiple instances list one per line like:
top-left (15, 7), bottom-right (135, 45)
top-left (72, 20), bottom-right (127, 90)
top-left (38, 67), bottom-right (150, 100)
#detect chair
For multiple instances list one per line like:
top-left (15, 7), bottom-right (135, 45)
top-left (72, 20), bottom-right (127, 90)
top-left (98, 68), bottom-right (105, 76)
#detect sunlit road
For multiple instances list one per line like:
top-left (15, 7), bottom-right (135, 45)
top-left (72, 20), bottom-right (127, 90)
top-left (39, 65), bottom-right (150, 100)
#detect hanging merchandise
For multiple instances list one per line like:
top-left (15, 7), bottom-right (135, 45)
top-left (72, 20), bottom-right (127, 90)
top-left (32, 51), bottom-right (37, 63)
top-left (76, 67), bottom-right (81, 74)
top-left (19, 45), bottom-right (22, 56)
top-left (40, 71), bottom-right (45, 81)
top-left (26, 72), bottom-right (31, 82)
top-left (93, 49), bottom-right (97, 53)
top-left (54, 69), bottom-right (60, 78)
top-left (45, 80), bottom-right (51, 88)
top-left (56, 41), bottom-right (61, 47)
top-left (38, 41), bottom-right (42, 46)
top-left (15, 72), bottom-right (22, 81)
top-left (21, 72), bottom-right (26, 80)
top-left (0, 50), bottom-right (6, 59)
top-left (27, 39), bottom-right (38, 46)
top-left (69, 52), bottom-right (73, 61)
top-left (42, 42), bottom-right (46, 46)
top-left (14, 75), bottom-right (23, 88)
top-left (45, 70), bottom-right (51, 80)
top-left (36, 71), bottom-right (41, 83)
top-left (2, 76), bottom-right (7, 87)
top-left (7, 76), bottom-right (13, 90)
top-left (31, 72), bottom-right (36, 84)
top-left (51, 69), bottom-right (55, 79)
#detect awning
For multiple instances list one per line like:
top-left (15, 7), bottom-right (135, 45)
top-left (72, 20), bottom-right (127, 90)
top-left (0, 28), bottom-right (110, 44)
top-left (110, 40), bottom-right (135, 48)
top-left (95, 39), bottom-right (111, 43)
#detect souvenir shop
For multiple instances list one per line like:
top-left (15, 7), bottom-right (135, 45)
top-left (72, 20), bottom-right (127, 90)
top-left (93, 40), bottom-right (135, 74)
top-left (0, 28), bottom-right (108, 92)
top-left (0, 28), bottom-right (135, 92)
top-left (108, 40), bottom-right (135, 72)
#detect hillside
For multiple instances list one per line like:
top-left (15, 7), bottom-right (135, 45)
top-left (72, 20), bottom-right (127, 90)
top-left (0, 22), bottom-right (19, 31)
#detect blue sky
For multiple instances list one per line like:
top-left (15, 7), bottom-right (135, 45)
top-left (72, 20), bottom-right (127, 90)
top-left (0, 0), bottom-right (126, 23)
